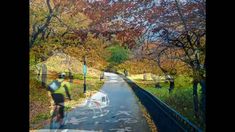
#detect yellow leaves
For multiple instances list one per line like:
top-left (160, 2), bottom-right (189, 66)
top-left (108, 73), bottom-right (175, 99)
top-left (30, 77), bottom-right (51, 128)
top-left (30, 0), bottom-right (48, 20)
top-left (60, 11), bottom-right (91, 29)
top-left (117, 59), bottom-right (161, 75)
top-left (30, 0), bottom-right (92, 39)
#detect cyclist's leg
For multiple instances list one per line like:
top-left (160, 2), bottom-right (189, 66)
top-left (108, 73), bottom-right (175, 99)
top-left (51, 93), bottom-right (59, 117)
top-left (59, 104), bottom-right (64, 118)
top-left (57, 94), bottom-right (65, 125)
top-left (52, 94), bottom-right (64, 118)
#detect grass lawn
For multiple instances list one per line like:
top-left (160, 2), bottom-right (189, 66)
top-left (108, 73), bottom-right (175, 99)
top-left (128, 74), bottom-right (205, 129)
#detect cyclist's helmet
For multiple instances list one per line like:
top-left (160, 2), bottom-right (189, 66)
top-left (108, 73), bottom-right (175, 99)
top-left (58, 72), bottom-right (66, 79)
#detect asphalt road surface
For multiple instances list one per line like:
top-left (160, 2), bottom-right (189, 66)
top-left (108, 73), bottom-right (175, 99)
top-left (41, 72), bottom-right (150, 132)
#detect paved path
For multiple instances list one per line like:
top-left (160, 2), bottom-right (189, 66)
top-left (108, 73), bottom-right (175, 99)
top-left (42, 72), bottom-right (150, 132)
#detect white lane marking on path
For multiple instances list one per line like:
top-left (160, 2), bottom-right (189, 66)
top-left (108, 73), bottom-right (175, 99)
top-left (114, 111), bottom-right (131, 116)
top-left (66, 117), bottom-right (88, 125)
top-left (109, 127), bottom-right (132, 132)
top-left (105, 118), bottom-right (138, 124)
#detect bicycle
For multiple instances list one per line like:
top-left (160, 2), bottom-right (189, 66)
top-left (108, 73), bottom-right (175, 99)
top-left (50, 104), bottom-right (64, 129)
top-left (50, 98), bottom-right (71, 130)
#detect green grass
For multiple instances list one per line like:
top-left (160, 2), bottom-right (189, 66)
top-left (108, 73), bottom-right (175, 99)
top-left (72, 73), bottom-right (99, 80)
top-left (72, 73), bottom-right (84, 80)
top-left (132, 75), bottom-right (205, 129)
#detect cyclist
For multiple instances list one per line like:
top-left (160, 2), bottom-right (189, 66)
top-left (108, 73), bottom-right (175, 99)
top-left (50, 72), bottom-right (72, 126)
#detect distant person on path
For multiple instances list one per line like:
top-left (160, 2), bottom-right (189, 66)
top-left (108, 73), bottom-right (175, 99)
top-left (100, 72), bottom-right (104, 81)
top-left (124, 69), bottom-right (128, 77)
top-left (166, 75), bottom-right (174, 93)
top-left (48, 72), bottom-right (72, 125)
top-left (143, 71), bottom-right (147, 81)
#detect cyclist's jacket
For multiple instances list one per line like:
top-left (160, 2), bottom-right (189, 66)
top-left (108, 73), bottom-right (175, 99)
top-left (53, 79), bottom-right (71, 97)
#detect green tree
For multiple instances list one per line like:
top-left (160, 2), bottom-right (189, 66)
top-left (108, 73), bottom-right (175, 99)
top-left (108, 45), bottom-right (129, 64)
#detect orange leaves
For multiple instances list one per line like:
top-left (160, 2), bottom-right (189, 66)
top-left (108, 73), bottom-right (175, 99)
top-left (117, 58), bottom-right (161, 75)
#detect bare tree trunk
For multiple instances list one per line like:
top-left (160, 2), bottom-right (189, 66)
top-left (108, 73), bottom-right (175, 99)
top-left (41, 28), bottom-right (48, 40)
top-left (200, 79), bottom-right (206, 122)
top-left (156, 57), bottom-right (175, 91)
top-left (45, 29), bottom-right (51, 39)
top-left (193, 79), bottom-right (199, 118)
top-left (169, 78), bottom-right (174, 93)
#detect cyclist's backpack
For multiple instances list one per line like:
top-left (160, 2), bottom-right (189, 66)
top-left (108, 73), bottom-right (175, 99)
top-left (48, 80), bottom-right (62, 92)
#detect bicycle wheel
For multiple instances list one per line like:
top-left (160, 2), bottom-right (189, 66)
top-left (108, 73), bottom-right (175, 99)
top-left (50, 106), bottom-right (61, 129)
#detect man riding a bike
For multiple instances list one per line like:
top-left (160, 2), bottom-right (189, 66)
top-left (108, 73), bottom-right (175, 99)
top-left (49, 72), bottom-right (72, 127)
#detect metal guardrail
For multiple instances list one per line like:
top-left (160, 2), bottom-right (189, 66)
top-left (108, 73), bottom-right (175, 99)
top-left (121, 75), bottom-right (202, 132)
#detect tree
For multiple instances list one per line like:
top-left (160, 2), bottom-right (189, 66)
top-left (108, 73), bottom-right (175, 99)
top-left (30, 0), bottom-right (206, 122)
top-left (145, 0), bottom-right (206, 120)
top-left (108, 45), bottom-right (129, 64)
top-left (94, 0), bottom-right (206, 121)
top-left (30, 0), bottom-right (58, 47)
top-left (30, 0), bottom-right (92, 47)
top-left (106, 44), bottom-right (129, 72)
